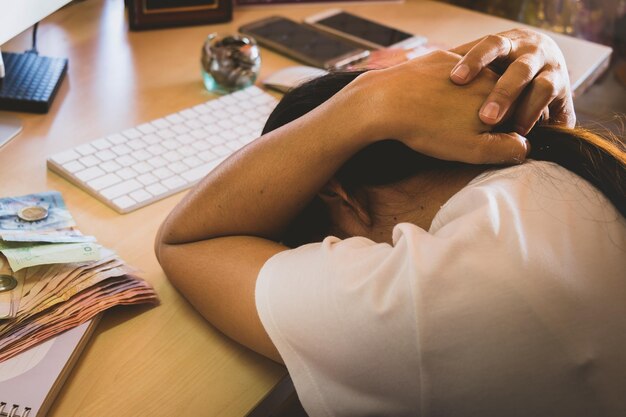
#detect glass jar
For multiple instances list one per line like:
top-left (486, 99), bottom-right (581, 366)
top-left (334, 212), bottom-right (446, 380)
top-left (201, 33), bottom-right (261, 94)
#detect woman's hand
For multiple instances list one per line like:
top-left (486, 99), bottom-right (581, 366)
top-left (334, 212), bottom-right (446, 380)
top-left (449, 28), bottom-right (575, 135)
top-left (352, 50), bottom-right (528, 164)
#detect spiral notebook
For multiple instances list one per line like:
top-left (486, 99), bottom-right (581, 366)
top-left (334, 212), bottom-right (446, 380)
top-left (0, 317), bottom-right (99, 417)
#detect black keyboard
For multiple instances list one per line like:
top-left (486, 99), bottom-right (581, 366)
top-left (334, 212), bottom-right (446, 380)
top-left (0, 51), bottom-right (68, 114)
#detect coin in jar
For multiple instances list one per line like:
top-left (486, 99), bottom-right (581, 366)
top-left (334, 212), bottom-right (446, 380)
top-left (0, 274), bottom-right (18, 292)
top-left (17, 205), bottom-right (49, 222)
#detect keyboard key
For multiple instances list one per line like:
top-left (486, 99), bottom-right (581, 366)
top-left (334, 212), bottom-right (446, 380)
top-left (190, 129), bottom-right (207, 140)
top-left (137, 172), bottom-right (158, 186)
top-left (176, 134), bottom-right (194, 145)
top-left (75, 166), bottom-right (106, 182)
top-left (131, 150), bottom-right (151, 161)
top-left (101, 161), bottom-right (122, 173)
top-left (220, 130), bottom-right (238, 142)
top-left (143, 134), bottom-right (161, 145)
top-left (198, 150), bottom-right (217, 162)
top-left (168, 162), bottom-right (188, 174)
top-left (191, 141), bottom-right (210, 151)
top-left (95, 149), bottom-right (116, 162)
top-left (163, 150), bottom-right (183, 162)
top-left (207, 135), bottom-right (224, 145)
top-left (134, 161), bottom-right (152, 174)
top-left (151, 118), bottom-right (170, 129)
top-left (92, 138), bottom-right (112, 150)
top-left (153, 167), bottom-right (174, 180)
top-left (199, 114), bottom-right (216, 124)
top-left (178, 146), bottom-right (195, 157)
top-left (183, 156), bottom-right (202, 167)
top-left (147, 144), bottom-right (166, 155)
top-left (166, 114), bottom-right (184, 124)
top-left (171, 124), bottom-right (190, 134)
top-left (225, 105), bottom-right (241, 115)
top-left (113, 195), bottom-right (136, 210)
top-left (117, 167), bottom-right (138, 179)
top-left (117, 155), bottom-right (137, 167)
top-left (231, 114), bottom-right (248, 125)
top-left (157, 129), bottom-right (176, 140)
top-left (101, 179), bottom-right (143, 200)
top-left (185, 119), bottom-right (204, 129)
top-left (75, 143), bottom-right (97, 156)
top-left (130, 189), bottom-right (152, 202)
top-left (179, 108), bottom-right (198, 119)
top-left (213, 109), bottom-right (229, 119)
top-left (121, 128), bottom-right (141, 140)
top-left (204, 124), bottom-right (222, 135)
top-left (213, 145), bottom-right (230, 156)
top-left (137, 123), bottom-right (156, 134)
top-left (162, 175), bottom-right (186, 190)
top-left (111, 144), bottom-right (132, 156)
top-left (108, 133), bottom-right (128, 144)
top-left (62, 160), bottom-right (85, 173)
top-left (79, 155), bottom-right (100, 167)
top-left (234, 125), bottom-right (251, 135)
top-left (161, 139), bottom-right (178, 150)
top-left (193, 103), bottom-right (210, 114)
top-left (88, 173), bottom-right (122, 190)
top-left (147, 156), bottom-right (168, 168)
top-left (51, 149), bottom-right (80, 164)
top-left (220, 94), bottom-right (236, 104)
top-left (146, 183), bottom-right (168, 196)
top-left (127, 138), bottom-right (147, 150)
top-left (180, 157), bottom-right (227, 182)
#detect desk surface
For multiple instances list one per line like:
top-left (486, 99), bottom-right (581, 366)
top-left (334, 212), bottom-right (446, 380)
top-left (0, 1), bottom-right (611, 416)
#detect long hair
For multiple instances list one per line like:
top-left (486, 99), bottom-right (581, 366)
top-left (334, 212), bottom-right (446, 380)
top-left (263, 71), bottom-right (626, 246)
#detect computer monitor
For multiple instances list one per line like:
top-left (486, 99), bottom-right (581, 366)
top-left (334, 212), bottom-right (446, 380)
top-left (0, 0), bottom-right (72, 148)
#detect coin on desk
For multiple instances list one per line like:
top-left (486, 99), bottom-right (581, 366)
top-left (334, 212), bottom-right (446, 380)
top-left (17, 205), bottom-right (49, 222)
top-left (0, 274), bottom-right (18, 292)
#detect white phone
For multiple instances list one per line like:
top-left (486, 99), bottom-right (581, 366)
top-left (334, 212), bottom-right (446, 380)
top-left (305, 9), bottom-right (427, 51)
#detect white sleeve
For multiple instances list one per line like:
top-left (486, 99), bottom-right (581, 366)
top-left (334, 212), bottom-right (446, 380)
top-left (256, 234), bottom-right (427, 417)
top-left (256, 161), bottom-right (626, 417)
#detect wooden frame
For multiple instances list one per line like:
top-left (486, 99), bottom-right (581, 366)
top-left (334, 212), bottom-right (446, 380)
top-left (127, 0), bottom-right (232, 31)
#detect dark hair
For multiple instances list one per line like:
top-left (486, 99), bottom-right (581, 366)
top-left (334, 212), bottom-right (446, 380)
top-left (263, 71), bottom-right (626, 246)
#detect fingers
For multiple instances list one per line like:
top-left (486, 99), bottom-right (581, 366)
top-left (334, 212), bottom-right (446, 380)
top-left (512, 71), bottom-right (575, 134)
top-left (478, 53), bottom-right (544, 125)
top-left (450, 34), bottom-right (513, 85)
top-left (460, 131), bottom-right (529, 165)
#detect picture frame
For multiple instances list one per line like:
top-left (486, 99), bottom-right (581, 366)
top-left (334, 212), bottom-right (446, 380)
top-left (127, 0), bottom-right (232, 31)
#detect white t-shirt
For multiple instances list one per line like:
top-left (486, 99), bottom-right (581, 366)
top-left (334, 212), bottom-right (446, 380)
top-left (256, 160), bottom-right (626, 417)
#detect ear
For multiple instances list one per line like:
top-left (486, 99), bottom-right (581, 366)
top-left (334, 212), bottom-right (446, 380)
top-left (318, 179), bottom-right (372, 228)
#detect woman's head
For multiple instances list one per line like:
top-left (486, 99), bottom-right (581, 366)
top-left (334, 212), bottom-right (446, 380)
top-left (263, 69), bottom-right (626, 246)
top-left (263, 70), bottom-right (485, 245)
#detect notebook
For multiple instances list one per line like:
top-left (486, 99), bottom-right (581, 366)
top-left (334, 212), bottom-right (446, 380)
top-left (0, 317), bottom-right (100, 417)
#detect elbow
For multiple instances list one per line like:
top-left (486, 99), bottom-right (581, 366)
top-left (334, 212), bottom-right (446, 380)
top-left (154, 223), bottom-right (167, 265)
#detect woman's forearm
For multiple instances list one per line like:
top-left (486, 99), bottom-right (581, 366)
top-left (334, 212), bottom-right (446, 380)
top-left (156, 81), bottom-right (372, 248)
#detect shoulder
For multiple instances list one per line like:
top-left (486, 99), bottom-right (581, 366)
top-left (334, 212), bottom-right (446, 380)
top-left (427, 160), bottom-right (625, 244)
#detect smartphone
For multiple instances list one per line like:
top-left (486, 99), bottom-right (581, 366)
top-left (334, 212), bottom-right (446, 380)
top-left (305, 9), bottom-right (427, 50)
top-left (239, 16), bottom-right (370, 70)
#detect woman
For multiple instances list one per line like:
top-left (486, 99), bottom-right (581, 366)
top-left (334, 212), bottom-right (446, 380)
top-left (156, 29), bottom-right (625, 416)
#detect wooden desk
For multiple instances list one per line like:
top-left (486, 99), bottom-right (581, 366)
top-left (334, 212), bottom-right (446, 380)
top-left (0, 1), bottom-right (611, 416)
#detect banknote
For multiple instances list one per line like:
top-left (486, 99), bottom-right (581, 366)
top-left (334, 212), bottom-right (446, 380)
top-left (0, 191), bottom-right (75, 232)
top-left (0, 191), bottom-right (159, 363)
top-left (0, 274), bottom-right (158, 361)
top-left (0, 228), bottom-right (97, 243)
top-left (0, 241), bottom-right (102, 271)
top-left (0, 255), bottom-right (23, 319)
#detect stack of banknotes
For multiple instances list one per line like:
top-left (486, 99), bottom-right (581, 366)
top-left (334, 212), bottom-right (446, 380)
top-left (0, 191), bottom-right (158, 362)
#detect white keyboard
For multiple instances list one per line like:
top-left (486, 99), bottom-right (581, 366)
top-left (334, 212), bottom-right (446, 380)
top-left (47, 86), bottom-right (278, 213)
